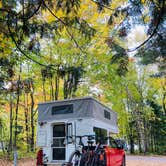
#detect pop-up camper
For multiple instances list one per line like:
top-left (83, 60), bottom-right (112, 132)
top-left (37, 97), bottom-right (118, 165)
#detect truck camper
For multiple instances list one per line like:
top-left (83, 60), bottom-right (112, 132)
top-left (36, 97), bottom-right (119, 165)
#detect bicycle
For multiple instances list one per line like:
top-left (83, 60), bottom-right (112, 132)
top-left (80, 137), bottom-right (106, 166)
top-left (62, 135), bottom-right (95, 166)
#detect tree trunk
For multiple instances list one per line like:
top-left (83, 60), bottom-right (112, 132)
top-left (50, 77), bottom-right (54, 100)
top-left (162, 91), bottom-right (166, 115)
top-left (134, 110), bottom-right (145, 153)
top-left (129, 134), bottom-right (134, 154)
top-left (42, 78), bottom-right (46, 101)
top-left (55, 75), bottom-right (59, 100)
top-left (161, 80), bottom-right (166, 115)
top-left (143, 117), bottom-right (148, 153)
top-left (14, 86), bottom-right (20, 148)
top-left (64, 76), bottom-right (68, 99)
top-left (24, 93), bottom-right (29, 152)
top-left (0, 141), bottom-right (5, 154)
top-left (30, 89), bottom-right (35, 152)
top-left (14, 63), bottom-right (21, 148)
top-left (8, 93), bottom-right (13, 153)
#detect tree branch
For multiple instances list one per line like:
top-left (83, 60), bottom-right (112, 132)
top-left (127, 0), bottom-right (165, 52)
top-left (90, 0), bottom-right (115, 11)
top-left (42, 0), bottom-right (87, 54)
top-left (7, 14), bottom-right (57, 70)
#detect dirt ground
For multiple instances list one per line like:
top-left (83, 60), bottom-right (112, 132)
top-left (126, 155), bottom-right (166, 166)
top-left (0, 155), bottom-right (166, 166)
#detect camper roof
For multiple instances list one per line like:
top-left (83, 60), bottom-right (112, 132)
top-left (38, 97), bottom-right (117, 127)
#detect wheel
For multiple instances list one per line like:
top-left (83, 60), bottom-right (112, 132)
top-left (121, 156), bottom-right (126, 166)
top-left (79, 151), bottom-right (93, 166)
top-left (68, 151), bottom-right (81, 166)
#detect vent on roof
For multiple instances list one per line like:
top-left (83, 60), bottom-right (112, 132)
top-left (52, 104), bottom-right (73, 115)
top-left (104, 110), bottom-right (111, 120)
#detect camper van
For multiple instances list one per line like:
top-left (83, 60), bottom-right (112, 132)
top-left (37, 97), bottom-right (119, 165)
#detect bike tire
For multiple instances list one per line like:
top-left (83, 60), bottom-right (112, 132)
top-left (68, 151), bottom-right (81, 166)
top-left (79, 151), bottom-right (93, 166)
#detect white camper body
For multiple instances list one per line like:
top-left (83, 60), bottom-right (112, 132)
top-left (37, 97), bottom-right (118, 165)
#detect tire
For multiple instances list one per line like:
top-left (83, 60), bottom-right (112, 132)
top-left (121, 156), bottom-right (126, 166)
top-left (79, 151), bottom-right (94, 166)
top-left (68, 151), bottom-right (81, 166)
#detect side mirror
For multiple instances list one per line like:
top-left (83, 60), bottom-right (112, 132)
top-left (115, 139), bottom-right (124, 149)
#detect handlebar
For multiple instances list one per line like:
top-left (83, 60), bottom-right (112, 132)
top-left (66, 135), bottom-right (95, 147)
top-left (67, 135), bottom-right (95, 140)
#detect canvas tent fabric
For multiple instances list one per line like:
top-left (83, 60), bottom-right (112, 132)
top-left (38, 97), bottom-right (117, 126)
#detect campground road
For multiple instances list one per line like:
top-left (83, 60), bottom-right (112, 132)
top-left (126, 155), bottom-right (166, 166)
top-left (0, 155), bottom-right (166, 166)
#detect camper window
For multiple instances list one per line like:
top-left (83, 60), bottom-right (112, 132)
top-left (52, 104), bottom-right (73, 115)
top-left (94, 127), bottom-right (107, 144)
top-left (104, 110), bottom-right (111, 120)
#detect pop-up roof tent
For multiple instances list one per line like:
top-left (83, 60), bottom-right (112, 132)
top-left (37, 97), bottom-right (118, 164)
top-left (38, 97), bottom-right (118, 131)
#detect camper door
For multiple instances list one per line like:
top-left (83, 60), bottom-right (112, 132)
top-left (52, 122), bottom-right (75, 162)
top-left (52, 123), bottom-right (66, 161)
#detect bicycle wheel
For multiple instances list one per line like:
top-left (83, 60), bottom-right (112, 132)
top-left (68, 151), bottom-right (81, 166)
top-left (79, 151), bottom-right (92, 166)
top-left (91, 150), bottom-right (106, 166)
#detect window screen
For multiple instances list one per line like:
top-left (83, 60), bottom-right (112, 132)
top-left (52, 148), bottom-right (65, 160)
top-left (104, 110), bottom-right (111, 120)
top-left (94, 127), bottom-right (107, 144)
top-left (52, 104), bottom-right (73, 115)
top-left (53, 124), bottom-right (65, 137)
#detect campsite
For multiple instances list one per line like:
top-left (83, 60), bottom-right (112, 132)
top-left (0, 0), bottom-right (165, 166)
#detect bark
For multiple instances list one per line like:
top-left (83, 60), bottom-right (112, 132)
top-left (130, 136), bottom-right (135, 154)
top-left (8, 93), bottom-right (13, 153)
top-left (24, 93), bottom-right (29, 152)
top-left (42, 78), bottom-right (46, 101)
top-left (128, 123), bottom-right (135, 154)
top-left (55, 75), bottom-right (59, 100)
top-left (163, 93), bottom-right (166, 115)
top-left (0, 141), bottom-right (5, 154)
top-left (14, 64), bottom-right (21, 148)
top-left (161, 82), bottom-right (166, 114)
top-left (64, 76), bottom-right (68, 99)
top-left (14, 85), bottom-right (20, 148)
top-left (135, 110), bottom-right (146, 153)
top-left (143, 117), bottom-right (148, 153)
top-left (50, 77), bottom-right (54, 100)
top-left (30, 87), bottom-right (35, 152)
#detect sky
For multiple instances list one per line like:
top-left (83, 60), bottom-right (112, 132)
top-left (127, 25), bottom-right (147, 57)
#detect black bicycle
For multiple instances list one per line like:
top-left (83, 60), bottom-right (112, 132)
top-left (79, 137), bottom-right (107, 166)
top-left (62, 135), bottom-right (95, 166)
top-left (62, 135), bottom-right (107, 166)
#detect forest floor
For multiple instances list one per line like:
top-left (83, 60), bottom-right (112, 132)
top-left (0, 155), bottom-right (166, 166)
